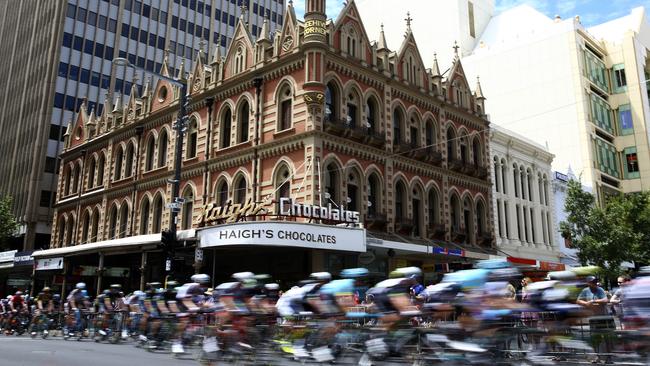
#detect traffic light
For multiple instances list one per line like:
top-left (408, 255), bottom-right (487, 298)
top-left (160, 229), bottom-right (176, 249)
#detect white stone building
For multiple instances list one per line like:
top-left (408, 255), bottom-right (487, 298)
top-left (490, 125), bottom-right (561, 263)
top-left (550, 171), bottom-right (581, 267)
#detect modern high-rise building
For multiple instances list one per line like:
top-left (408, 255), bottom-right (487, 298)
top-left (462, 6), bottom-right (650, 203)
top-left (0, 0), bottom-right (285, 250)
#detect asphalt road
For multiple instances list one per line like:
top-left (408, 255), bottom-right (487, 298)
top-left (0, 336), bottom-right (198, 366)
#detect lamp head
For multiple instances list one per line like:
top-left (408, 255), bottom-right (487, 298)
top-left (112, 57), bottom-right (130, 67)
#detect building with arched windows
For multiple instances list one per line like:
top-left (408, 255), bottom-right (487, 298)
top-left (490, 125), bottom-right (562, 267)
top-left (39, 0), bottom-right (495, 292)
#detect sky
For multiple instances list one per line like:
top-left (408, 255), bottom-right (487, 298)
top-left (291, 0), bottom-right (650, 27)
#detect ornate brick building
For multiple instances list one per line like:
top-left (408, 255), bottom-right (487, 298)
top-left (43, 0), bottom-right (493, 291)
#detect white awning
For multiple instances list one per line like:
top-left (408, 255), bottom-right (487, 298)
top-left (33, 234), bottom-right (162, 258)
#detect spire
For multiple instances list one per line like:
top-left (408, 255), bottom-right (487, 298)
top-left (102, 92), bottom-right (112, 116)
top-left (177, 58), bottom-right (186, 80)
top-left (142, 76), bottom-right (151, 98)
top-left (130, 74), bottom-right (139, 99)
top-left (432, 53), bottom-right (441, 78)
top-left (112, 94), bottom-right (122, 113)
top-left (87, 107), bottom-right (96, 127)
top-left (160, 48), bottom-right (171, 77)
top-left (377, 23), bottom-right (388, 51)
top-left (405, 12), bottom-right (412, 32)
top-left (475, 76), bottom-right (485, 100)
top-left (259, 10), bottom-right (271, 40)
top-left (212, 37), bottom-right (222, 64)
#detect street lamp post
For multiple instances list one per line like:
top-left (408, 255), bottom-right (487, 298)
top-left (112, 58), bottom-right (188, 279)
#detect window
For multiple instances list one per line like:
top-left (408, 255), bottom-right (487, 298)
top-left (468, 1), bottom-right (476, 38)
top-left (181, 188), bottom-right (194, 230)
top-left (186, 119), bottom-right (198, 158)
top-left (114, 146), bottom-right (123, 180)
top-left (590, 94), bottom-right (613, 134)
top-left (145, 136), bottom-right (155, 171)
top-left (446, 127), bottom-right (456, 160)
top-left (624, 147), bottom-right (640, 179)
top-left (108, 18), bottom-right (117, 32)
top-left (215, 180), bottom-right (228, 206)
top-left (412, 189), bottom-right (422, 237)
top-left (119, 205), bottom-right (129, 238)
top-left (324, 163), bottom-right (340, 204)
top-left (66, 4), bottom-right (76, 18)
top-left (234, 176), bottom-right (247, 204)
top-left (276, 166), bottom-right (291, 202)
top-left (221, 108), bottom-right (232, 148)
top-left (44, 157), bottom-right (57, 173)
top-left (393, 109), bottom-right (403, 144)
top-left (88, 11), bottom-right (97, 26)
top-left (395, 181), bottom-right (406, 220)
top-left (366, 98), bottom-right (379, 132)
top-left (325, 82), bottom-right (339, 122)
top-left (39, 191), bottom-right (52, 208)
top-left (140, 198), bottom-right (150, 235)
top-left (97, 155), bottom-right (105, 186)
top-left (613, 64), bottom-right (627, 93)
top-left (584, 49), bottom-right (609, 92)
top-left (367, 174), bottom-right (380, 217)
top-left (594, 137), bottom-right (621, 178)
top-left (63, 32), bottom-right (73, 48)
top-left (87, 157), bottom-right (96, 188)
top-left (618, 104), bottom-right (633, 135)
top-left (76, 7), bottom-right (86, 22)
top-left (428, 189), bottom-right (439, 226)
top-left (125, 143), bottom-right (135, 177)
top-left (152, 196), bottom-right (163, 233)
top-left (278, 85), bottom-right (292, 131)
top-left (158, 130), bottom-right (168, 167)
top-left (98, 15), bottom-right (107, 29)
top-left (73, 36), bottom-right (83, 51)
top-left (237, 101), bottom-right (250, 143)
top-left (109, 206), bottom-right (118, 239)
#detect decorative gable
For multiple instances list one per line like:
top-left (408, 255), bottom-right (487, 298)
top-left (68, 100), bottom-right (89, 149)
top-left (445, 56), bottom-right (473, 110)
top-left (277, 2), bottom-right (298, 57)
top-left (223, 17), bottom-right (254, 79)
top-left (332, 0), bottom-right (372, 64)
top-left (396, 28), bottom-right (428, 89)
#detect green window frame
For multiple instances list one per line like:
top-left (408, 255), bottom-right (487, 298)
top-left (617, 104), bottom-right (634, 135)
top-left (584, 49), bottom-right (610, 92)
top-left (612, 64), bottom-right (627, 93)
top-left (594, 138), bottom-right (620, 178)
top-left (590, 94), bottom-right (614, 134)
top-left (623, 146), bottom-right (640, 179)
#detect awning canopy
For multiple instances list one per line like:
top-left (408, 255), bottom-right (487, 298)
top-left (33, 234), bottom-right (162, 258)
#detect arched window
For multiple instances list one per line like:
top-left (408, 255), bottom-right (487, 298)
top-left (278, 83), bottom-right (292, 131)
top-left (543, 176), bottom-right (549, 206)
top-left (233, 175), bottom-right (247, 204)
top-left (66, 216), bottom-right (74, 245)
top-left (412, 187), bottom-right (423, 237)
top-left (520, 167), bottom-right (527, 200)
top-left (125, 142), bottom-right (135, 177)
top-left (181, 187), bottom-right (194, 230)
top-left (367, 173), bottom-right (381, 217)
top-left (325, 82), bottom-right (339, 122)
top-left (493, 156), bottom-right (500, 192)
top-left (63, 165), bottom-right (72, 196)
top-left (234, 46), bottom-right (245, 74)
top-left (346, 27), bottom-right (357, 57)
top-left (450, 194), bottom-right (461, 232)
top-left (427, 188), bottom-right (440, 226)
top-left (512, 163), bottom-right (519, 198)
top-left (425, 119), bottom-right (437, 148)
top-left (215, 179), bottom-right (229, 206)
top-left (119, 204), bottom-right (129, 238)
top-left (538, 173), bottom-right (544, 205)
top-left (446, 127), bottom-right (457, 160)
top-left (275, 165), bottom-right (291, 201)
top-left (108, 205), bottom-right (118, 239)
top-left (394, 181), bottom-right (406, 220)
top-left (459, 135), bottom-right (469, 164)
top-left (114, 147), bottom-right (123, 180)
top-left (393, 108), bottom-right (403, 144)
top-left (477, 200), bottom-right (487, 237)
top-left (186, 118), bottom-right (198, 159)
top-left (158, 130), bottom-right (168, 168)
top-left (346, 90), bottom-right (360, 128)
top-left (365, 97), bottom-right (379, 132)
top-left (90, 210), bottom-right (99, 242)
top-left (145, 135), bottom-right (156, 171)
top-left (97, 154), bottom-right (105, 187)
top-left (152, 195), bottom-right (163, 233)
top-left (324, 162), bottom-right (340, 204)
top-left (237, 100), bottom-right (250, 143)
top-left (346, 168), bottom-right (362, 212)
top-left (500, 158), bottom-right (507, 194)
top-left (140, 198), bottom-right (150, 235)
top-left (527, 169), bottom-right (533, 202)
top-left (87, 157), bottom-right (96, 189)
top-left (72, 163), bottom-right (81, 193)
top-left (472, 137), bottom-right (482, 167)
top-left (220, 108), bottom-right (232, 148)
top-left (57, 217), bottom-right (66, 246)
top-left (410, 117), bottom-right (420, 147)
top-left (81, 212), bottom-right (90, 243)
top-left (463, 197), bottom-right (474, 243)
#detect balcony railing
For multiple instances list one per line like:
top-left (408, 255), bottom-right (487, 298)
top-left (424, 148), bottom-right (443, 166)
top-left (365, 212), bottom-right (388, 230)
top-left (364, 128), bottom-right (386, 148)
top-left (478, 232), bottom-right (494, 246)
top-left (451, 226), bottom-right (467, 242)
top-left (475, 165), bottom-right (489, 179)
top-left (448, 157), bottom-right (463, 172)
top-left (408, 143), bottom-right (428, 160)
top-left (395, 217), bottom-right (414, 235)
top-left (394, 141), bottom-right (412, 154)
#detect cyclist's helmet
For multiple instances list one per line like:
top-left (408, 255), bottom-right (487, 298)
top-left (76, 282), bottom-right (86, 290)
top-left (341, 268), bottom-right (370, 278)
top-left (232, 272), bottom-right (255, 281)
top-left (53, 294), bottom-right (61, 302)
top-left (166, 280), bottom-right (179, 289)
top-left (310, 272), bottom-right (332, 282)
top-left (42, 287), bottom-right (51, 292)
top-left (14, 291), bottom-right (22, 296)
top-left (190, 274), bottom-right (210, 285)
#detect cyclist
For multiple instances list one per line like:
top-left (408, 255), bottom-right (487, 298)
top-left (31, 287), bottom-right (54, 337)
top-left (6, 291), bottom-right (28, 334)
top-left (67, 282), bottom-right (90, 337)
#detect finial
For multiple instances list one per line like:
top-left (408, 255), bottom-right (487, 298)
top-left (288, 0), bottom-right (293, 5)
top-left (405, 12), bottom-right (412, 30)
top-left (381, 23), bottom-right (384, 31)
top-left (453, 41), bottom-right (459, 57)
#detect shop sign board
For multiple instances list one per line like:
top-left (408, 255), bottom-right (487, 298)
top-left (78, 265), bottom-right (129, 277)
top-left (13, 251), bottom-right (34, 266)
top-left (196, 197), bottom-right (360, 226)
top-left (199, 222), bottom-right (366, 253)
top-left (0, 250), bottom-right (16, 263)
top-left (35, 257), bottom-right (64, 271)
top-left (6, 278), bottom-right (30, 286)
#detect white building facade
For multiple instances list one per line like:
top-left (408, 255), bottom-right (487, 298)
top-left (491, 125), bottom-right (561, 263)
top-left (551, 171), bottom-right (580, 267)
